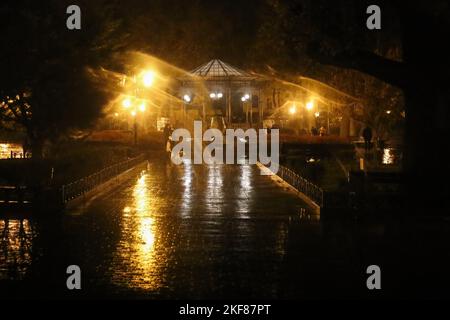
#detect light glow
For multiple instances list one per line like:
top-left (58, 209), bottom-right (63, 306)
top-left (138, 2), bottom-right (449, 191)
top-left (183, 94), bottom-right (191, 103)
top-left (122, 98), bottom-right (132, 108)
top-left (142, 71), bottom-right (156, 87)
top-left (289, 105), bottom-right (297, 115)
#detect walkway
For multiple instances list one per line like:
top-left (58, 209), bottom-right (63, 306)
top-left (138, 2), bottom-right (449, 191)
top-left (63, 159), bottom-right (318, 298)
top-left (4, 157), bottom-right (448, 299)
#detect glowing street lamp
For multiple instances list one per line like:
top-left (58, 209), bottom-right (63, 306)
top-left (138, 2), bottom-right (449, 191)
top-left (241, 94), bottom-right (252, 124)
top-left (142, 70), bottom-right (156, 88)
top-left (241, 93), bottom-right (251, 102)
top-left (289, 105), bottom-right (297, 115)
top-left (182, 94), bottom-right (191, 126)
top-left (183, 94), bottom-right (191, 103)
top-left (315, 111), bottom-right (320, 118)
top-left (386, 110), bottom-right (392, 115)
top-left (210, 92), bottom-right (223, 100)
top-left (122, 98), bottom-right (132, 108)
top-left (306, 101), bottom-right (314, 111)
top-left (122, 70), bottom-right (155, 146)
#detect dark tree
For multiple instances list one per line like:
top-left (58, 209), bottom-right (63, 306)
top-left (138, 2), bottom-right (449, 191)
top-left (0, 0), bottom-right (128, 158)
top-left (254, 0), bottom-right (450, 211)
top-left (123, 0), bottom-right (262, 69)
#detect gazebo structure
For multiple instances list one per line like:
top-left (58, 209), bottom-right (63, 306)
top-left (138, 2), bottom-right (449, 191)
top-left (178, 59), bottom-right (267, 128)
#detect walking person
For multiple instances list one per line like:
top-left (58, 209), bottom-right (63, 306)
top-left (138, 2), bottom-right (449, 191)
top-left (163, 123), bottom-right (172, 150)
top-left (362, 126), bottom-right (373, 153)
top-left (163, 123), bottom-right (175, 162)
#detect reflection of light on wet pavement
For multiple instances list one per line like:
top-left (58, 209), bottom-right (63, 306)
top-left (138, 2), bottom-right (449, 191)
top-left (382, 148), bottom-right (395, 165)
top-left (240, 165), bottom-right (252, 191)
top-left (205, 164), bottom-right (224, 213)
top-left (111, 172), bottom-right (166, 291)
top-left (0, 219), bottom-right (33, 280)
top-left (56, 159), bottom-right (318, 298)
top-left (237, 164), bottom-right (253, 217)
top-left (135, 174), bottom-right (149, 212)
top-left (180, 161), bottom-right (193, 217)
top-left (139, 217), bottom-right (155, 257)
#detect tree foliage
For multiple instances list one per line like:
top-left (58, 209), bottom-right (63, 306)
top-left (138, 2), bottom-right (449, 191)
top-left (123, 0), bottom-right (262, 70)
top-left (250, 0), bottom-right (406, 137)
top-left (0, 0), bottom-right (128, 157)
top-left (252, 0), bottom-right (450, 208)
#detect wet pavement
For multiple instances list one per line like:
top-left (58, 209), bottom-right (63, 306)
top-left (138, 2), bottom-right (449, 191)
top-left (63, 159), bottom-right (317, 299)
top-left (2, 157), bottom-right (450, 299)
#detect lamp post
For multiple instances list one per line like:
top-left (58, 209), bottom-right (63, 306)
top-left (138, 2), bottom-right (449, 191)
top-left (183, 94), bottom-right (191, 127)
top-left (131, 110), bottom-right (138, 145)
top-left (241, 94), bottom-right (251, 126)
top-left (123, 98), bottom-right (146, 145)
top-left (327, 105), bottom-right (330, 134)
top-left (210, 91), bottom-right (224, 125)
top-left (305, 100), bottom-right (315, 132)
top-left (289, 104), bottom-right (297, 132)
top-left (128, 70), bottom-right (155, 145)
top-left (314, 111), bottom-right (320, 130)
top-left (121, 70), bottom-right (154, 145)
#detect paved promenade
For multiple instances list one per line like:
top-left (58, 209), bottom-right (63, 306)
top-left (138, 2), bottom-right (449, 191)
top-left (3, 157), bottom-right (450, 299)
top-left (64, 159), bottom-right (320, 298)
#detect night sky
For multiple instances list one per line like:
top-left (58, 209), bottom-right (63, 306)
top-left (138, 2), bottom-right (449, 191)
top-left (120, 0), bottom-right (263, 69)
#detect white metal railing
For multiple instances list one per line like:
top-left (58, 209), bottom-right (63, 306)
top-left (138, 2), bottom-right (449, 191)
top-left (271, 165), bottom-right (324, 207)
top-left (61, 154), bottom-right (145, 203)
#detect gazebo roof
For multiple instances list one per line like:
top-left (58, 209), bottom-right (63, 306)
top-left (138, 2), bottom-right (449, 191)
top-left (181, 59), bottom-right (257, 82)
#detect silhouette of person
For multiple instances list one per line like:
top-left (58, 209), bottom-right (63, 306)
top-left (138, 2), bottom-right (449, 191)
top-left (362, 126), bottom-right (373, 152)
top-left (163, 123), bottom-right (172, 150)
